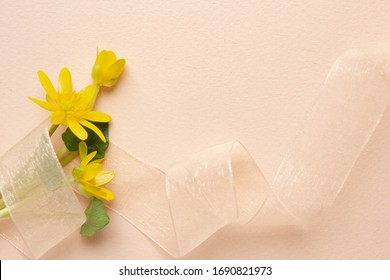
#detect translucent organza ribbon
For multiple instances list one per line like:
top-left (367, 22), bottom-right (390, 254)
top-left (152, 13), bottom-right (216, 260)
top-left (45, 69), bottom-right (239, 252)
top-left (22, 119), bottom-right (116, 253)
top-left (0, 121), bottom-right (85, 259)
top-left (103, 48), bottom-right (390, 257)
top-left (1, 48), bottom-right (390, 258)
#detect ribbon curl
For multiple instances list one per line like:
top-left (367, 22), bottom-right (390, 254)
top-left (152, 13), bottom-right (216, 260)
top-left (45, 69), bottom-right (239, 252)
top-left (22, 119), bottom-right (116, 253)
top-left (1, 48), bottom-right (390, 258)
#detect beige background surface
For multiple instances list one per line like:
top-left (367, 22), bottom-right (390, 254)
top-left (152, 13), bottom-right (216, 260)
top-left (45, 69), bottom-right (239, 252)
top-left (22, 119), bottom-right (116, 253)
top-left (1, 0), bottom-right (390, 259)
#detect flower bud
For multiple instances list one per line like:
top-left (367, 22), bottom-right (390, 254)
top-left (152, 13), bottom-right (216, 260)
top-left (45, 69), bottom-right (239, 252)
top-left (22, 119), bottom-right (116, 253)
top-left (92, 50), bottom-right (125, 87)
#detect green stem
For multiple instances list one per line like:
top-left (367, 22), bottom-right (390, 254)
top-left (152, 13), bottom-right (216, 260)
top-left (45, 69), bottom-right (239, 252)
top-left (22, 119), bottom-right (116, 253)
top-left (60, 152), bottom-right (78, 167)
top-left (49, 124), bottom-right (59, 137)
top-left (0, 207), bottom-right (9, 218)
top-left (0, 190), bottom-right (48, 219)
top-left (0, 198), bottom-right (5, 210)
top-left (56, 145), bottom-right (69, 160)
top-left (89, 84), bottom-right (101, 110)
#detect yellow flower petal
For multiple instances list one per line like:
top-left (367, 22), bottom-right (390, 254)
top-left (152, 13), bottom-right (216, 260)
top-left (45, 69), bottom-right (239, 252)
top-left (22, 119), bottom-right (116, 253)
top-left (58, 67), bottom-right (72, 94)
top-left (78, 141), bottom-right (88, 160)
top-left (78, 84), bottom-right (98, 109)
top-left (68, 117), bottom-right (88, 140)
top-left (107, 59), bottom-right (125, 79)
top-left (83, 183), bottom-right (115, 201)
top-left (84, 111), bottom-right (112, 123)
top-left (90, 158), bottom-right (104, 164)
top-left (79, 119), bottom-right (106, 142)
top-left (94, 187), bottom-right (115, 201)
top-left (81, 163), bottom-right (102, 181)
top-left (29, 97), bottom-right (58, 111)
top-left (94, 171), bottom-right (114, 186)
top-left (92, 65), bottom-right (102, 85)
top-left (97, 50), bottom-right (117, 68)
top-left (50, 110), bottom-right (66, 125)
top-left (37, 70), bottom-right (58, 103)
top-left (80, 151), bottom-right (98, 167)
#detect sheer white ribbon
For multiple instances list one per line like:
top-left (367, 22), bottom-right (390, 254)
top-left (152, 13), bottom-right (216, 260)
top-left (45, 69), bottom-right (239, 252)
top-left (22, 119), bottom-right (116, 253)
top-left (1, 48), bottom-right (390, 258)
top-left (0, 121), bottom-right (85, 258)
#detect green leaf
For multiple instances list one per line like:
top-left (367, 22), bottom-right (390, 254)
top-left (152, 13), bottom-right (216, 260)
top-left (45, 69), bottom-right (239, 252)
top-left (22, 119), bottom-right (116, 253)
top-left (62, 121), bottom-right (109, 160)
top-left (61, 128), bottom-right (80, 151)
top-left (80, 197), bottom-right (110, 237)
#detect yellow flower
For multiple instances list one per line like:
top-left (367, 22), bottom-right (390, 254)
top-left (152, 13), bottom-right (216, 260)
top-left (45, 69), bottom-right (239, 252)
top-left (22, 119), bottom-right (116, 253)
top-left (29, 68), bottom-right (111, 142)
top-left (92, 49), bottom-right (126, 87)
top-left (72, 142), bottom-right (115, 201)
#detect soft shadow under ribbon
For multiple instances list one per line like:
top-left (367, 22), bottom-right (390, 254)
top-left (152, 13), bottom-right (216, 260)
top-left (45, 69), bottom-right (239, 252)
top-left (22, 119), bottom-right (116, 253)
top-left (1, 48), bottom-right (390, 258)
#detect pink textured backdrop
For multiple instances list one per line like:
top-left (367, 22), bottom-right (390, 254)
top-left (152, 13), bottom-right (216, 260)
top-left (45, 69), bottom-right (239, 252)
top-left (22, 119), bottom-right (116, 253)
top-left (1, 0), bottom-right (390, 259)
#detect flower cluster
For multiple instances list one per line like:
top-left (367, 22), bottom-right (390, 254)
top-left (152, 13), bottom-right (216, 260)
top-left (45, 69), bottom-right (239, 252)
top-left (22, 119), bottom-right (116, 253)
top-left (29, 49), bottom-right (125, 236)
